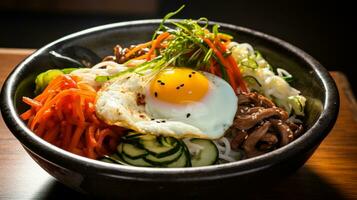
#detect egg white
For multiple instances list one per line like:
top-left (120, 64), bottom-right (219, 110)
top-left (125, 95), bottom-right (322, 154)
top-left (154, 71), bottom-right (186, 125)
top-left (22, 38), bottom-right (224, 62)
top-left (95, 71), bottom-right (238, 139)
top-left (145, 72), bottom-right (238, 139)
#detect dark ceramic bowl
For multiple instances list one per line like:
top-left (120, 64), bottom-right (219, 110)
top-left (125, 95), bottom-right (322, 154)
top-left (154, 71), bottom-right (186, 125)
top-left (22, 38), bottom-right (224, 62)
top-left (0, 20), bottom-right (339, 198)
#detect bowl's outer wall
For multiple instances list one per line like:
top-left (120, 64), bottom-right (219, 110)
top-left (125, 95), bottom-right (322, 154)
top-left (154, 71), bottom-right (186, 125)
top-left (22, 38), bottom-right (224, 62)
top-left (0, 20), bottom-right (339, 196)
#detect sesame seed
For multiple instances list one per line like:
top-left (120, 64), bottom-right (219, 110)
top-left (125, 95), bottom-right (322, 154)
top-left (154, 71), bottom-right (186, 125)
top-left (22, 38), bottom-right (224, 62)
top-left (156, 121), bottom-right (160, 123)
top-left (192, 71), bottom-right (196, 74)
top-left (161, 120), bottom-right (166, 123)
top-left (157, 80), bottom-right (161, 83)
top-left (151, 118), bottom-right (155, 120)
top-left (180, 84), bottom-right (184, 87)
top-left (176, 86), bottom-right (180, 90)
top-left (186, 113), bottom-right (191, 118)
top-left (160, 82), bottom-right (165, 85)
top-left (154, 92), bottom-right (158, 97)
top-left (189, 74), bottom-right (192, 78)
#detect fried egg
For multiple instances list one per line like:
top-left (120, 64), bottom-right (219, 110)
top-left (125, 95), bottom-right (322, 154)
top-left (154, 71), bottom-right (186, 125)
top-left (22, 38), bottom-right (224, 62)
top-left (95, 67), bottom-right (238, 139)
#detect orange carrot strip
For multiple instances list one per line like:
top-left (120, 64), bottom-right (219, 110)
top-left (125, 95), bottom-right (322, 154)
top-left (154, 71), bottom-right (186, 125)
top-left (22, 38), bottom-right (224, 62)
top-left (68, 124), bottom-right (86, 151)
top-left (85, 125), bottom-right (97, 159)
top-left (22, 97), bottom-right (42, 110)
top-left (73, 95), bottom-right (85, 124)
top-left (63, 123), bottom-right (72, 150)
top-left (203, 37), bottom-right (238, 92)
top-left (20, 109), bottom-right (33, 120)
top-left (214, 38), bottom-right (248, 93)
top-left (43, 126), bottom-right (60, 143)
top-left (95, 129), bottom-right (117, 155)
top-left (227, 55), bottom-right (248, 93)
top-left (125, 41), bottom-right (152, 59)
top-left (146, 32), bottom-right (170, 61)
top-left (130, 53), bottom-right (148, 61)
top-left (34, 121), bottom-right (46, 137)
top-left (30, 88), bottom-right (84, 130)
top-left (209, 59), bottom-right (215, 74)
top-left (71, 148), bottom-right (84, 156)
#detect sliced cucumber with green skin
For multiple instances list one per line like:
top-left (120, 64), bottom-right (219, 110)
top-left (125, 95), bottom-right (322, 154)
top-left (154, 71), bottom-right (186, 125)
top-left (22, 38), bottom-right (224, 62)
top-left (159, 136), bottom-right (177, 147)
top-left (101, 154), bottom-right (128, 165)
top-left (122, 143), bottom-right (148, 159)
top-left (180, 141), bottom-right (192, 167)
top-left (120, 153), bottom-right (153, 167)
top-left (140, 138), bottom-right (180, 158)
top-left (116, 144), bottom-right (152, 167)
top-left (110, 133), bottom-right (220, 168)
top-left (144, 146), bottom-right (183, 165)
top-left (122, 132), bottom-right (143, 140)
top-left (100, 157), bottom-right (114, 163)
top-left (166, 149), bottom-right (189, 168)
top-left (189, 139), bottom-right (218, 167)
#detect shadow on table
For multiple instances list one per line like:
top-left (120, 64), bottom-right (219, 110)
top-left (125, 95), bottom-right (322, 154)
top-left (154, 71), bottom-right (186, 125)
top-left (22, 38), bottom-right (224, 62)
top-left (38, 166), bottom-right (348, 200)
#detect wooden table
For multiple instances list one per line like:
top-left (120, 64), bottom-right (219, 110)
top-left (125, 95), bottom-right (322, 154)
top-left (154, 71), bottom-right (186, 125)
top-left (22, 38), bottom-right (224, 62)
top-left (1, 48), bottom-right (357, 199)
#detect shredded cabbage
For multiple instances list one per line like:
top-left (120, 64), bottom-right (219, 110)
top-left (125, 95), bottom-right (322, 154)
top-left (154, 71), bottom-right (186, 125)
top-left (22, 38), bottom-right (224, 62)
top-left (228, 42), bottom-right (306, 116)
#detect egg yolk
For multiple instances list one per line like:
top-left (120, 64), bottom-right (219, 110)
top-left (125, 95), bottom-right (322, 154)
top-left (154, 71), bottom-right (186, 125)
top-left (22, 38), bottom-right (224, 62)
top-left (150, 68), bottom-right (209, 104)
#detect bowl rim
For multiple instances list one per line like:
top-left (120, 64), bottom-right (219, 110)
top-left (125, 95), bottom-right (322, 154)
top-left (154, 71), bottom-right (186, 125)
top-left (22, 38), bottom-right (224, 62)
top-left (0, 19), bottom-right (339, 182)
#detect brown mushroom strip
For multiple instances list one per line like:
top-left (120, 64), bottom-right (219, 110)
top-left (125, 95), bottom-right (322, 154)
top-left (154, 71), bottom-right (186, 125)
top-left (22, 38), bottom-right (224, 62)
top-left (238, 106), bottom-right (265, 115)
top-left (258, 133), bottom-right (278, 150)
top-left (230, 129), bottom-right (248, 150)
top-left (112, 44), bottom-right (149, 64)
top-left (114, 45), bottom-right (126, 63)
top-left (242, 121), bottom-right (271, 158)
top-left (293, 124), bottom-right (304, 139)
top-left (238, 92), bottom-right (275, 108)
top-left (102, 55), bottom-right (116, 62)
top-left (286, 121), bottom-right (304, 139)
top-left (234, 107), bottom-right (288, 130)
top-left (270, 119), bottom-right (294, 147)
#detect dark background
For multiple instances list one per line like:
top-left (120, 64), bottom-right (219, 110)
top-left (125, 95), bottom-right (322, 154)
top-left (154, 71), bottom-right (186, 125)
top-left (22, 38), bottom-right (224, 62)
top-left (1, 0), bottom-right (355, 93)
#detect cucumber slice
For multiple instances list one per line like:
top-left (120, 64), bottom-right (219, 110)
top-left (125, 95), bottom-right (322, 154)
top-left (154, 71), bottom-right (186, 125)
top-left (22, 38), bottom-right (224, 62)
top-left (121, 153), bottom-right (153, 167)
top-left (159, 136), bottom-right (177, 147)
top-left (144, 146), bottom-right (183, 165)
top-left (181, 141), bottom-right (192, 167)
top-left (140, 138), bottom-right (180, 158)
top-left (166, 149), bottom-right (189, 168)
top-left (102, 154), bottom-right (128, 165)
top-left (122, 132), bottom-right (143, 140)
top-left (190, 139), bottom-right (218, 167)
top-left (117, 143), bottom-right (124, 154)
top-left (138, 134), bottom-right (157, 141)
top-left (100, 157), bottom-right (114, 163)
top-left (117, 142), bottom-right (153, 167)
top-left (122, 143), bottom-right (148, 159)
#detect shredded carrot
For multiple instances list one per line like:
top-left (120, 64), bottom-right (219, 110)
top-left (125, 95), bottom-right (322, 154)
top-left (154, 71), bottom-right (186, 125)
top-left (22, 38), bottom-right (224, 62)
top-left (22, 97), bottom-right (42, 110)
top-left (20, 109), bottom-right (33, 120)
top-left (214, 37), bottom-right (248, 93)
top-left (209, 59), bottom-right (215, 74)
top-left (130, 53), bottom-right (149, 61)
top-left (146, 32), bottom-right (170, 61)
top-left (125, 41), bottom-right (152, 59)
top-left (20, 75), bottom-right (126, 159)
top-left (203, 37), bottom-right (238, 92)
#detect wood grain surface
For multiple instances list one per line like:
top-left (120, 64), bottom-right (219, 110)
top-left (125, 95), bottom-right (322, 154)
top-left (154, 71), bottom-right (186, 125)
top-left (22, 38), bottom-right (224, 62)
top-left (0, 48), bottom-right (357, 199)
